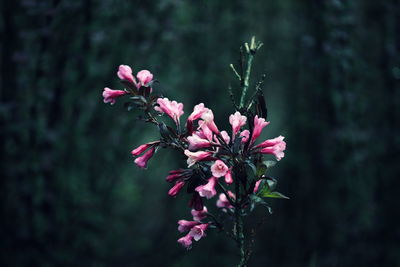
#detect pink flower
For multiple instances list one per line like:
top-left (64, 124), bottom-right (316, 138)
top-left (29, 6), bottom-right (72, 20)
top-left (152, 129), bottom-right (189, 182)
top-left (220, 130), bottom-right (231, 144)
top-left (210, 160), bottom-right (229, 178)
top-left (168, 181), bottom-right (185, 197)
top-left (177, 233), bottom-right (193, 249)
top-left (240, 130), bottom-right (250, 143)
top-left (136, 70), bottom-right (153, 86)
top-left (134, 147), bottom-right (155, 168)
top-left (189, 223), bottom-right (209, 241)
top-left (197, 121), bottom-right (213, 141)
top-left (184, 150), bottom-right (213, 167)
top-left (224, 169), bottom-right (233, 184)
top-left (259, 140), bottom-right (286, 161)
top-left (229, 111), bottom-right (247, 136)
top-left (254, 180), bottom-right (262, 193)
top-left (154, 98), bottom-right (184, 125)
top-left (131, 141), bottom-right (159, 156)
top-left (166, 169), bottom-right (185, 183)
top-left (255, 135), bottom-right (285, 148)
top-left (117, 65), bottom-right (136, 84)
top-left (195, 177), bottom-right (217, 199)
top-left (187, 133), bottom-right (212, 151)
top-left (250, 115), bottom-right (270, 145)
top-left (177, 220), bottom-right (199, 233)
top-left (201, 109), bottom-right (219, 134)
top-left (191, 206), bottom-right (208, 221)
top-left (186, 103), bottom-right (209, 134)
top-left (216, 193), bottom-right (234, 209)
top-left (102, 87), bottom-right (127, 105)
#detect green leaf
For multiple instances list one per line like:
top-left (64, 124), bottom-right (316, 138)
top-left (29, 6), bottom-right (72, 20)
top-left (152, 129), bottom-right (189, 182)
top-left (255, 90), bottom-right (268, 119)
top-left (249, 195), bottom-right (273, 214)
top-left (262, 191), bottom-right (290, 199)
top-left (263, 160), bottom-right (276, 168)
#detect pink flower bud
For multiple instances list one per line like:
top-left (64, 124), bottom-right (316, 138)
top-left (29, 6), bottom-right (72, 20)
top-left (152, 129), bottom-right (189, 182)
top-left (187, 133), bottom-right (212, 151)
top-left (177, 220), bottom-right (199, 233)
top-left (117, 65), bottom-right (136, 84)
top-left (177, 233), bottom-right (193, 249)
top-left (224, 169), bottom-right (233, 184)
top-left (240, 130), bottom-right (250, 143)
top-left (102, 87), bottom-right (127, 105)
top-left (220, 130), bottom-right (231, 144)
top-left (259, 140), bottom-right (286, 161)
top-left (189, 223), bottom-right (209, 241)
top-left (195, 177), bottom-right (217, 199)
top-left (250, 115), bottom-right (270, 145)
top-left (168, 181), bottom-right (185, 197)
top-left (229, 111), bottom-right (247, 136)
top-left (184, 150), bottom-right (213, 167)
top-left (154, 98), bottom-right (184, 125)
top-left (254, 180), bottom-right (262, 193)
top-left (131, 144), bottom-right (151, 156)
top-left (136, 70), bottom-right (153, 86)
top-left (210, 160), bottom-right (229, 178)
top-left (201, 109), bottom-right (219, 134)
top-left (191, 206), bottom-right (208, 221)
top-left (197, 121), bottom-right (213, 141)
top-left (188, 103), bottom-right (209, 122)
top-left (134, 147), bottom-right (155, 168)
top-left (255, 135), bottom-right (285, 148)
top-left (216, 193), bottom-right (234, 209)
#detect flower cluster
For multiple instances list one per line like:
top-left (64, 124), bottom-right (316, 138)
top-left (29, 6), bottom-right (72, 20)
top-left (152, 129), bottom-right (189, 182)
top-left (102, 37), bottom-right (288, 264)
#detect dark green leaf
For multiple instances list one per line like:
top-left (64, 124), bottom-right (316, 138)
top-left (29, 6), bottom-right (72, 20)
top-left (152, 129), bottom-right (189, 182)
top-left (255, 90), bottom-right (268, 119)
top-left (262, 191), bottom-right (290, 199)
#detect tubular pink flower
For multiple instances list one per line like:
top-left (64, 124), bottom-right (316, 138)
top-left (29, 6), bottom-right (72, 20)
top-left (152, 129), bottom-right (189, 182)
top-left (133, 147), bottom-right (155, 168)
top-left (154, 98), bottom-right (184, 125)
top-left (188, 103), bottom-right (209, 122)
top-left (216, 193), bottom-right (234, 209)
top-left (117, 65), bottom-right (136, 84)
top-left (168, 181), bottom-right (185, 197)
top-left (184, 150), bottom-right (213, 167)
top-left (102, 87), bottom-right (127, 105)
top-left (187, 133), bottom-right (212, 151)
top-left (201, 109), bottom-right (219, 134)
top-left (254, 180), bottom-right (262, 193)
top-left (259, 141), bottom-right (286, 161)
top-left (250, 115), bottom-right (270, 145)
top-left (211, 160), bottom-right (229, 178)
top-left (177, 220), bottom-right (199, 233)
top-left (220, 130), bottom-right (231, 144)
top-left (136, 70), bottom-right (153, 86)
top-left (224, 169), bottom-right (233, 184)
top-left (229, 111), bottom-right (247, 136)
top-left (240, 130), bottom-right (250, 143)
top-left (255, 135), bottom-right (285, 148)
top-left (189, 223), bottom-right (209, 241)
top-left (197, 121), bottom-right (213, 141)
top-left (195, 177), bottom-right (217, 199)
top-left (131, 141), bottom-right (159, 156)
top-left (191, 206), bottom-right (208, 221)
top-left (177, 233), bottom-right (193, 249)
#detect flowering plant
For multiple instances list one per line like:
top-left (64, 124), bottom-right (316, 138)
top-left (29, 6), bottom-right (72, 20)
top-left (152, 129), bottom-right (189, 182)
top-left (102, 37), bottom-right (288, 266)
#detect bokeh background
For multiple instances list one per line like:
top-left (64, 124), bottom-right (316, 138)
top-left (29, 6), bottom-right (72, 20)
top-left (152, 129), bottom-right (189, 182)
top-left (1, 0), bottom-right (400, 266)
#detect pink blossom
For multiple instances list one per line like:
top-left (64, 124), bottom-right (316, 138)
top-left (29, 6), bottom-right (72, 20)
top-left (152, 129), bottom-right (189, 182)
top-left (197, 121), bottom-right (213, 141)
top-left (131, 141), bottom-right (159, 156)
top-left (154, 98), bottom-right (184, 125)
top-left (177, 220), bottom-right (199, 233)
top-left (188, 103), bottom-right (209, 122)
top-left (189, 223), bottom-right (209, 241)
top-left (184, 150), bottom-right (213, 167)
top-left (134, 147), bottom-right (155, 168)
top-left (229, 111), bottom-right (247, 136)
top-left (177, 233), bottom-right (193, 249)
top-left (102, 87), bottom-right (127, 105)
top-left (168, 181), bottom-right (185, 197)
top-left (254, 180), bottom-right (262, 193)
top-left (216, 193), bottom-right (234, 209)
top-left (224, 169), bottom-right (233, 184)
top-left (220, 130), bottom-right (231, 144)
top-left (166, 169), bottom-right (185, 183)
top-left (195, 177), bottom-right (217, 199)
top-left (117, 65), bottom-right (136, 84)
top-left (240, 130), bottom-right (250, 143)
top-left (187, 133), bottom-right (212, 151)
top-left (259, 140), bottom-right (286, 161)
top-left (211, 160), bottom-right (229, 178)
top-left (201, 109), bottom-right (219, 134)
top-left (136, 70), bottom-right (153, 86)
top-left (255, 135), bottom-right (285, 148)
top-left (191, 206), bottom-right (208, 221)
top-left (250, 115), bottom-right (270, 145)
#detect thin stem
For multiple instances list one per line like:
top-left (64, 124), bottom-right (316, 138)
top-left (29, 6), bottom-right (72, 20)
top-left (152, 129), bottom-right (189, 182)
top-left (234, 171), bottom-right (246, 267)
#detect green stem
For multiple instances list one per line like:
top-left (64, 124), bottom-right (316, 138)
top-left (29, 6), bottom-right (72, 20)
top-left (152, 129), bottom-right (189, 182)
top-left (239, 53), bottom-right (254, 108)
top-left (234, 172), bottom-right (246, 267)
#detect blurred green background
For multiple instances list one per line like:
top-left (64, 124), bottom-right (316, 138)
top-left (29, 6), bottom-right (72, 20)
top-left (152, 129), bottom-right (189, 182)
top-left (1, 0), bottom-right (399, 266)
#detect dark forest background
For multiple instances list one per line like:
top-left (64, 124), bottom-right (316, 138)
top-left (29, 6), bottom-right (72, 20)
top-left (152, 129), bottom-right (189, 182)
top-left (1, 0), bottom-right (399, 266)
